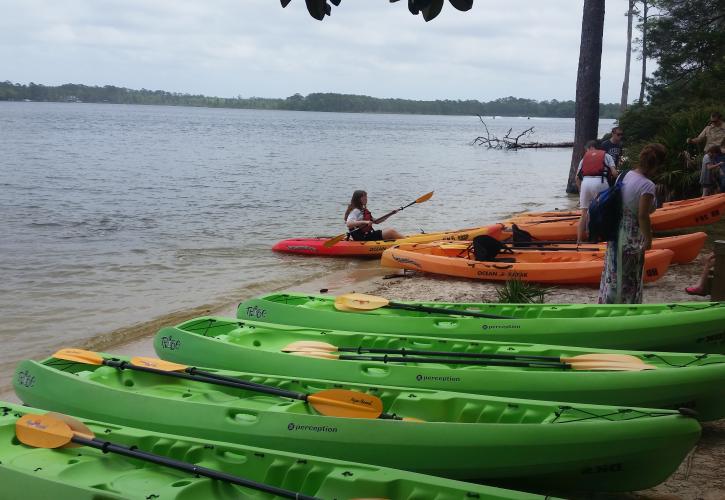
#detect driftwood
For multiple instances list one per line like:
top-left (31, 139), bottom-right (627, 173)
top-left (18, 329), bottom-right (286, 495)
top-left (471, 115), bottom-right (573, 149)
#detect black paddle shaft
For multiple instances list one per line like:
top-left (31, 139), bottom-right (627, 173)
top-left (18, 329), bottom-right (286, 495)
top-left (373, 197), bottom-right (422, 223)
top-left (510, 245), bottom-right (600, 252)
top-left (72, 435), bottom-right (319, 500)
top-left (337, 354), bottom-right (569, 369)
top-left (105, 360), bottom-right (402, 421)
top-left (387, 301), bottom-right (511, 320)
top-left (338, 346), bottom-right (566, 363)
top-left (103, 359), bottom-right (307, 402)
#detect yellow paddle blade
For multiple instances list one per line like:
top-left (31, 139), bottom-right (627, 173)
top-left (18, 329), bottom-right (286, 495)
top-left (564, 354), bottom-right (645, 364)
top-left (322, 232), bottom-right (348, 248)
top-left (45, 412), bottom-right (95, 448)
top-left (289, 350), bottom-right (340, 359)
top-left (16, 413), bottom-right (74, 449)
top-left (130, 356), bottom-right (188, 372)
top-left (569, 361), bottom-right (657, 371)
top-left (52, 348), bottom-right (104, 365)
top-left (334, 295), bottom-right (369, 312)
top-left (282, 341), bottom-right (337, 353)
top-left (308, 389), bottom-right (383, 419)
top-left (333, 301), bottom-right (360, 312)
top-left (337, 293), bottom-right (390, 311)
top-left (415, 191), bottom-right (434, 203)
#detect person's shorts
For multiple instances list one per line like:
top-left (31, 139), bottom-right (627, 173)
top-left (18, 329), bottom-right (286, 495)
top-left (579, 176), bottom-right (609, 209)
top-left (351, 229), bottom-right (383, 241)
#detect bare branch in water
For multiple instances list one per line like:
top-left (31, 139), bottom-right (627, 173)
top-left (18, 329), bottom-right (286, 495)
top-left (472, 116), bottom-right (573, 149)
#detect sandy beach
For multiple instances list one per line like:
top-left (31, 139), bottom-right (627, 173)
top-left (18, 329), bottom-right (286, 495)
top-left (362, 249), bottom-right (725, 500)
top-left (3, 223), bottom-right (723, 499)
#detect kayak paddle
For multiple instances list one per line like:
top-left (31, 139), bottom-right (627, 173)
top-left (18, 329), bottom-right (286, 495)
top-left (508, 245), bottom-right (602, 251)
top-left (288, 349), bottom-right (656, 371)
top-left (335, 292), bottom-right (512, 319)
top-left (323, 191), bottom-right (434, 248)
top-left (511, 217), bottom-right (581, 226)
top-left (52, 348), bottom-right (406, 420)
top-left (281, 340), bottom-right (647, 366)
top-left (16, 413), bottom-right (321, 500)
top-left (443, 241), bottom-right (602, 252)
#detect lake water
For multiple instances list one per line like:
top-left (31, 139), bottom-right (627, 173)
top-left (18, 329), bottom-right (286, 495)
top-left (0, 101), bottom-right (615, 390)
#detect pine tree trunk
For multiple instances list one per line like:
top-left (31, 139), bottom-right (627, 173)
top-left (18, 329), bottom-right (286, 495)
top-left (639, 0), bottom-right (648, 102)
top-left (620, 0), bottom-right (635, 111)
top-left (567, 0), bottom-right (605, 194)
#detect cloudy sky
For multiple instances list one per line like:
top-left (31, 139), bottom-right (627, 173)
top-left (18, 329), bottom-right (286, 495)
top-left (1, 0), bottom-right (648, 103)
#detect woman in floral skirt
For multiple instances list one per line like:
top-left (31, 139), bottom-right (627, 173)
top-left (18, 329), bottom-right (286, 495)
top-left (598, 143), bottom-right (665, 304)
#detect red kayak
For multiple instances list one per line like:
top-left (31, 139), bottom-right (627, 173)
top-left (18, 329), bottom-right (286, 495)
top-left (273, 224), bottom-right (504, 257)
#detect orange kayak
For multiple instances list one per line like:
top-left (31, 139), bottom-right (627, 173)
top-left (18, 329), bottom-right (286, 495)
top-left (500, 232), bottom-right (705, 264)
top-left (504, 195), bottom-right (725, 241)
top-left (381, 243), bottom-right (673, 285)
top-left (434, 232), bottom-right (704, 265)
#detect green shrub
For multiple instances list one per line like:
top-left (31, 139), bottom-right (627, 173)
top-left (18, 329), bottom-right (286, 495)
top-left (621, 106), bottom-right (716, 201)
top-left (496, 279), bottom-right (553, 304)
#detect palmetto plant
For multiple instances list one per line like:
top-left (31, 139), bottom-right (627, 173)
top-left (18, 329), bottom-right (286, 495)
top-left (625, 107), bottom-right (712, 201)
top-left (496, 279), bottom-right (553, 304)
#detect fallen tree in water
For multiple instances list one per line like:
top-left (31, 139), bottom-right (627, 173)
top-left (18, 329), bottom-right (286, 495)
top-left (472, 115), bottom-right (574, 149)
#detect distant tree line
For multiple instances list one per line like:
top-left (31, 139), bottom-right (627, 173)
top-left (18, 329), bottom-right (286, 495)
top-left (0, 81), bottom-right (621, 119)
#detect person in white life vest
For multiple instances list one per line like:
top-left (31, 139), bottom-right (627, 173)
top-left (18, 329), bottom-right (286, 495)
top-left (575, 140), bottom-right (619, 243)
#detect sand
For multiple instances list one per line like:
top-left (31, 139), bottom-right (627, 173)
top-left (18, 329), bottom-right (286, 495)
top-left (3, 236), bottom-right (723, 498)
top-left (360, 251), bottom-right (723, 500)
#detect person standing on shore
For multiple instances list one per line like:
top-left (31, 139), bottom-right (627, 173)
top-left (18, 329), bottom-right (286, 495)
top-left (344, 190), bottom-right (403, 241)
top-left (599, 127), bottom-right (625, 168)
top-left (598, 143), bottom-right (666, 304)
top-left (700, 145), bottom-right (724, 196)
top-left (575, 140), bottom-right (618, 243)
top-left (686, 253), bottom-right (716, 296)
top-left (688, 111), bottom-right (725, 151)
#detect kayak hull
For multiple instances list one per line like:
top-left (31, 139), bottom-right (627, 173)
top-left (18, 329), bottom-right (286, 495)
top-left (380, 243), bottom-right (673, 285)
top-left (273, 224), bottom-right (503, 257)
top-left (236, 292), bottom-right (725, 353)
top-left (0, 401), bottom-right (546, 499)
top-left (504, 195), bottom-right (725, 241)
top-left (153, 317), bottom-right (725, 421)
top-left (13, 360), bottom-right (700, 492)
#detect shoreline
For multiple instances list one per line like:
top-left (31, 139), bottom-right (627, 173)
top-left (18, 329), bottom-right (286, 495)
top-left (0, 260), bottom-right (390, 401)
top-left (3, 222), bottom-right (723, 498)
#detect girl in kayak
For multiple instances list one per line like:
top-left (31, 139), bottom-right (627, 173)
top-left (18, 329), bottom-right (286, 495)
top-left (598, 143), bottom-right (664, 304)
top-left (344, 190), bottom-right (403, 241)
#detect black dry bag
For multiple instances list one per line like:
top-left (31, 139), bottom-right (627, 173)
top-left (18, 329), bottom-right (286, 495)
top-left (587, 173), bottom-right (625, 243)
top-left (472, 235), bottom-right (505, 261)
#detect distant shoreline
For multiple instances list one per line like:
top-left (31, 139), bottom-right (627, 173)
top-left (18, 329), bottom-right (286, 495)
top-left (0, 81), bottom-right (622, 119)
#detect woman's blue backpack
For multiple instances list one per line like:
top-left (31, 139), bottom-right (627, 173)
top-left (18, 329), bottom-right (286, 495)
top-left (587, 173), bottom-right (625, 243)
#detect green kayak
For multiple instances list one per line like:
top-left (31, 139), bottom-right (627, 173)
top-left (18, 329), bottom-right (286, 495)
top-left (0, 402), bottom-right (550, 500)
top-left (237, 292), bottom-right (725, 353)
top-left (14, 356), bottom-right (700, 492)
top-left (155, 316), bottom-right (725, 420)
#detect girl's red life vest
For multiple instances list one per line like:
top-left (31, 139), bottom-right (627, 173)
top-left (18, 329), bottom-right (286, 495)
top-left (359, 208), bottom-right (373, 234)
top-left (581, 149), bottom-right (608, 177)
